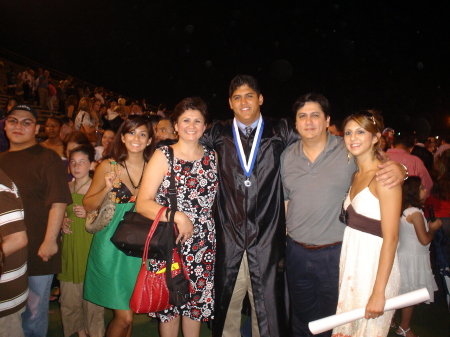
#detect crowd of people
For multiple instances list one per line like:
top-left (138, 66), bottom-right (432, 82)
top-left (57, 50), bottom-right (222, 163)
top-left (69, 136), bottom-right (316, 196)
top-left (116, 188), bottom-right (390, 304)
top-left (0, 74), bottom-right (448, 337)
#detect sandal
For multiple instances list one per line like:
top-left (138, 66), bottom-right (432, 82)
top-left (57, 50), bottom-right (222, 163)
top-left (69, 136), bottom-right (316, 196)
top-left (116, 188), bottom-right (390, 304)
top-left (396, 326), bottom-right (410, 336)
top-left (396, 326), bottom-right (419, 337)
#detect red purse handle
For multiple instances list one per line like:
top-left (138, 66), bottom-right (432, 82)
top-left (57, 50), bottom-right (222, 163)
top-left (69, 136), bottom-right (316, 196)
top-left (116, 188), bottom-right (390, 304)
top-left (142, 206), bottom-right (168, 262)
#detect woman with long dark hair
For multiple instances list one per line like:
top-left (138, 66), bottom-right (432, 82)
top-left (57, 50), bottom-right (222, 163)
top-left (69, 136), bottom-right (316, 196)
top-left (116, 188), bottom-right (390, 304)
top-left (83, 117), bottom-right (155, 337)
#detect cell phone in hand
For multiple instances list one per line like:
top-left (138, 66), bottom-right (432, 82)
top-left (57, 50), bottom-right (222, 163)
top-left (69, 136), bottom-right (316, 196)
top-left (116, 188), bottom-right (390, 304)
top-left (427, 205), bottom-right (436, 222)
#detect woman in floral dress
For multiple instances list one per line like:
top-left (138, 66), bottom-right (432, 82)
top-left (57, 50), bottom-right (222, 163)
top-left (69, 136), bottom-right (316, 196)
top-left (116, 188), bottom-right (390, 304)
top-left (137, 97), bottom-right (218, 337)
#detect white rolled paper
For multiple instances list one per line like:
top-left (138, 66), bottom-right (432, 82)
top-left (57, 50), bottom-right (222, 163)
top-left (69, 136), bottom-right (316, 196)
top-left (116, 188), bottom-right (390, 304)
top-left (308, 288), bottom-right (430, 335)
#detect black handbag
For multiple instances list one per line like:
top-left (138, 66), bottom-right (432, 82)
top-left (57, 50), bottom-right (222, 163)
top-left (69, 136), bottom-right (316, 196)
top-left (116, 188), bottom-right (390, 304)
top-left (110, 147), bottom-right (177, 259)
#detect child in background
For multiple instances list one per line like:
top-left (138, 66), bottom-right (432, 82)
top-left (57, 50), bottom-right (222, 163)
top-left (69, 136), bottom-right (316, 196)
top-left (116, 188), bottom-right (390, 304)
top-left (58, 145), bottom-right (105, 337)
top-left (396, 176), bottom-right (442, 337)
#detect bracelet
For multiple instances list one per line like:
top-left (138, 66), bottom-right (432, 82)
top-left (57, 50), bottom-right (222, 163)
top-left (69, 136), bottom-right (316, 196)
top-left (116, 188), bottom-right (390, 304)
top-left (401, 164), bottom-right (409, 180)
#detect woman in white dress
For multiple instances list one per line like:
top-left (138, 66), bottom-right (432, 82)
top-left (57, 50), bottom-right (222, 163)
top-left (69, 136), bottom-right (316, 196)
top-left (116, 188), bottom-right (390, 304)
top-left (332, 110), bottom-right (401, 337)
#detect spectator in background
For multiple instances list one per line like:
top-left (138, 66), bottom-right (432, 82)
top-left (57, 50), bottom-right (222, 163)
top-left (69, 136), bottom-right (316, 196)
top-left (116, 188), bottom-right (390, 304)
top-left (20, 68), bottom-right (34, 103)
top-left (425, 138), bottom-right (437, 155)
top-left (59, 117), bottom-right (75, 143)
top-left (47, 80), bottom-right (57, 111)
top-left (95, 129), bottom-right (115, 161)
top-left (327, 119), bottom-right (343, 136)
top-left (65, 95), bottom-right (79, 119)
top-left (434, 135), bottom-right (450, 162)
top-left (38, 70), bottom-right (50, 108)
top-left (57, 81), bottom-right (66, 115)
top-left (383, 127), bottom-right (395, 149)
top-left (156, 103), bottom-right (167, 117)
top-left (411, 136), bottom-right (434, 173)
top-left (75, 98), bottom-right (98, 143)
top-left (103, 98), bottom-right (123, 133)
top-left (387, 133), bottom-right (433, 197)
top-left (155, 117), bottom-right (178, 147)
top-left (41, 117), bottom-right (65, 158)
top-left (426, 148), bottom-right (450, 259)
top-left (0, 168), bottom-right (28, 337)
top-left (94, 87), bottom-right (105, 104)
top-left (378, 135), bottom-right (388, 152)
top-left (6, 66), bottom-right (17, 96)
top-left (129, 101), bottom-right (143, 116)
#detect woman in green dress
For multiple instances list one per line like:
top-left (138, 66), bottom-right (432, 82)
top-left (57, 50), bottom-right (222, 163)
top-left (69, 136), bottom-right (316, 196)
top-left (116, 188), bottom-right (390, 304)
top-left (83, 117), bottom-right (155, 337)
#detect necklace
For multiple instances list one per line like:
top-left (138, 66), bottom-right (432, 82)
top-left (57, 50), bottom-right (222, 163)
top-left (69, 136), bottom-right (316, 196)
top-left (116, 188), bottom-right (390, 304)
top-left (179, 144), bottom-right (203, 161)
top-left (74, 178), bottom-right (91, 194)
top-left (123, 161), bottom-right (146, 189)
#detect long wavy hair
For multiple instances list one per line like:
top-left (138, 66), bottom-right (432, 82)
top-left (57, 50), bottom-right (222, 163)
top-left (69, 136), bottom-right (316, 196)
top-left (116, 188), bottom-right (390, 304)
top-left (402, 176), bottom-right (423, 214)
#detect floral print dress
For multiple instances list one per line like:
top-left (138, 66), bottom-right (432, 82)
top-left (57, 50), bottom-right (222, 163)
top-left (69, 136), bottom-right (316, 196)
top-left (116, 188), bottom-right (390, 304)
top-left (149, 145), bottom-right (218, 322)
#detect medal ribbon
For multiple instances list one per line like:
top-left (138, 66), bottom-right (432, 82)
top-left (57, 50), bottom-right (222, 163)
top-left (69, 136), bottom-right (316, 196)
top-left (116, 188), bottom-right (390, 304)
top-left (232, 117), bottom-right (264, 179)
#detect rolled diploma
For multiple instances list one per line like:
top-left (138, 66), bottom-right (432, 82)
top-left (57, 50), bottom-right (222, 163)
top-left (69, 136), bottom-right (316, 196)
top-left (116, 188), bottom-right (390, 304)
top-left (308, 288), bottom-right (430, 335)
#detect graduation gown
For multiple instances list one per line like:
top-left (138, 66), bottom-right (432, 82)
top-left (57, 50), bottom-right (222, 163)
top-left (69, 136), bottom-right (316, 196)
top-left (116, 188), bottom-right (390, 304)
top-left (202, 117), bottom-right (298, 337)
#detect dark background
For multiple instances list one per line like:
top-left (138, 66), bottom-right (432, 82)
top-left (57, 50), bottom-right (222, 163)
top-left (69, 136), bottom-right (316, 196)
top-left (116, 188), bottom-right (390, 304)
top-left (1, 0), bottom-right (449, 136)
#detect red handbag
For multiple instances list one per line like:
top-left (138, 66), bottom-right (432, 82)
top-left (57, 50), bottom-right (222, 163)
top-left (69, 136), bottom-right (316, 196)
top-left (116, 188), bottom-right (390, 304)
top-left (129, 207), bottom-right (170, 313)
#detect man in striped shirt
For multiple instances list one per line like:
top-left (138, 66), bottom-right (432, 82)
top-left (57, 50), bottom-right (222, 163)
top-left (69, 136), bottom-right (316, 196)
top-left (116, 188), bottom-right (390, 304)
top-left (0, 168), bottom-right (28, 337)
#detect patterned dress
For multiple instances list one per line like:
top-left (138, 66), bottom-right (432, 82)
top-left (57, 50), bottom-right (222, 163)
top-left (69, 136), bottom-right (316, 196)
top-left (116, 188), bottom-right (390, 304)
top-left (149, 145), bottom-right (218, 322)
top-left (332, 187), bottom-right (400, 337)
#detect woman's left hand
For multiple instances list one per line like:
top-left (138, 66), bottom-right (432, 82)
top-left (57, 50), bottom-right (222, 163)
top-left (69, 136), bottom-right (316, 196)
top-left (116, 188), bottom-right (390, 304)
top-left (174, 211), bottom-right (194, 244)
top-left (73, 204), bottom-right (87, 218)
top-left (365, 292), bottom-right (385, 319)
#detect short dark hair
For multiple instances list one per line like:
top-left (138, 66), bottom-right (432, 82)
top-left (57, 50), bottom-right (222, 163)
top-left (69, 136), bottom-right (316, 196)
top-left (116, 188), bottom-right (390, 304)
top-left (60, 116), bottom-right (73, 127)
top-left (45, 116), bottom-right (62, 127)
top-left (292, 93), bottom-right (331, 118)
top-left (393, 133), bottom-right (415, 149)
top-left (104, 116), bottom-right (154, 163)
top-left (229, 75), bottom-right (261, 98)
top-left (402, 176), bottom-right (423, 213)
top-left (171, 97), bottom-right (209, 125)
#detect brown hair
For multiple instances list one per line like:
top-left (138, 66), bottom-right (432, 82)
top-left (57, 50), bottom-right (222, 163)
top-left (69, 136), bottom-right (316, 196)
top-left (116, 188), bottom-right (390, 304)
top-left (171, 97), bottom-right (209, 125)
top-left (104, 116), bottom-right (155, 163)
top-left (343, 110), bottom-right (384, 159)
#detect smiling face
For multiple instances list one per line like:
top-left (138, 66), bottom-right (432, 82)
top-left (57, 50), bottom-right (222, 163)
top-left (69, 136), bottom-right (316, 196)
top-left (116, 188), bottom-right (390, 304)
top-left (121, 125), bottom-right (151, 154)
top-left (69, 151), bottom-right (92, 179)
top-left (229, 84), bottom-right (263, 126)
top-left (101, 130), bottom-right (115, 148)
top-left (295, 101), bottom-right (330, 142)
top-left (344, 119), bottom-right (380, 158)
top-left (174, 109), bottom-right (206, 142)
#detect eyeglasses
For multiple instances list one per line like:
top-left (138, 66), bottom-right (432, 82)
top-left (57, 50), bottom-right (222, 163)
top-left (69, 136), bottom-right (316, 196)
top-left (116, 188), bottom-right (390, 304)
top-left (6, 117), bottom-right (37, 127)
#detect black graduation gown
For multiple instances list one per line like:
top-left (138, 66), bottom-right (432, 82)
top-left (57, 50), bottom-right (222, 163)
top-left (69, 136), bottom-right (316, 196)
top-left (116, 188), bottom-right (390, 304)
top-left (202, 117), bottom-right (298, 337)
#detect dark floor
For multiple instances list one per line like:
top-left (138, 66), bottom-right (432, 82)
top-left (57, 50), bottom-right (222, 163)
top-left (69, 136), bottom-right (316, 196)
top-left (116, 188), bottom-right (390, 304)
top-left (47, 300), bottom-right (449, 337)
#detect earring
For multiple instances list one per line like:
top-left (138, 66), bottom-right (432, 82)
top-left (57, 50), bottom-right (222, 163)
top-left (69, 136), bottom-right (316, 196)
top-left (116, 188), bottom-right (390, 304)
top-left (347, 152), bottom-right (352, 163)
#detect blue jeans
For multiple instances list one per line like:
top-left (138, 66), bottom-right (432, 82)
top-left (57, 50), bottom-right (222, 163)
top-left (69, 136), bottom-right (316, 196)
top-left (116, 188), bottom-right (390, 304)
top-left (286, 236), bottom-right (341, 337)
top-left (22, 275), bottom-right (53, 337)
